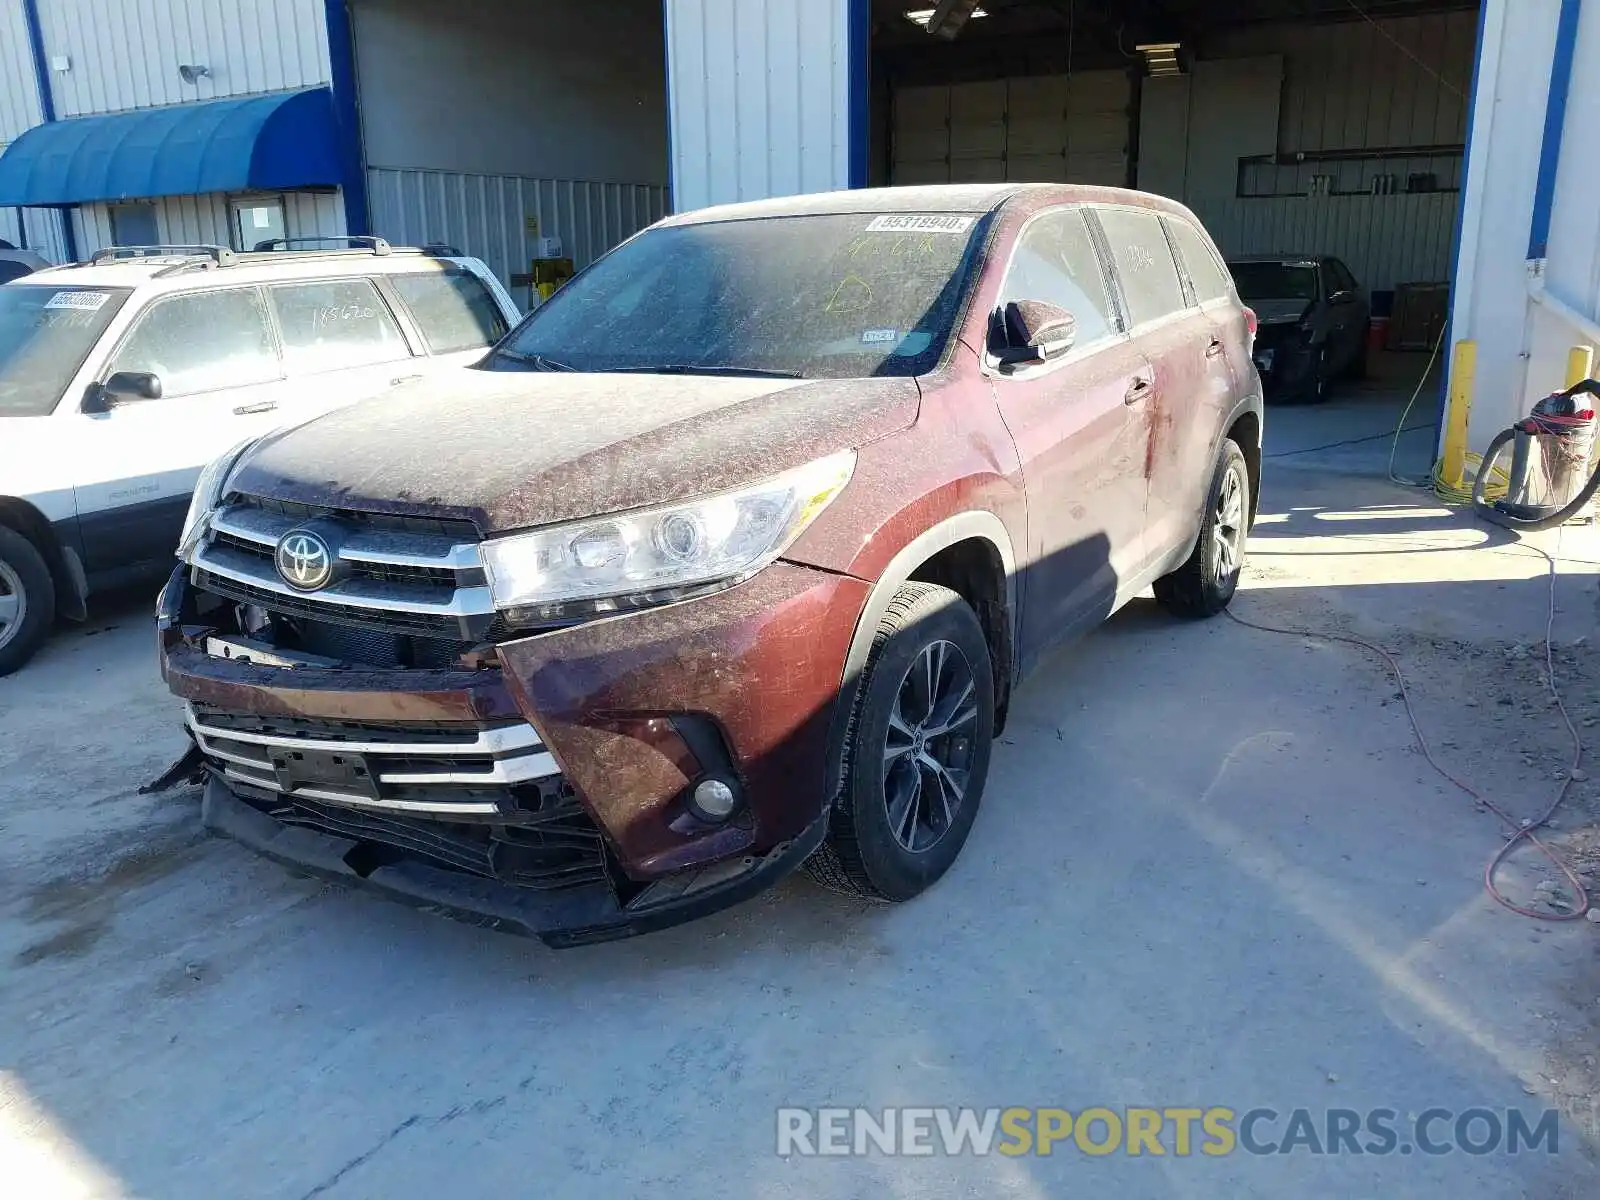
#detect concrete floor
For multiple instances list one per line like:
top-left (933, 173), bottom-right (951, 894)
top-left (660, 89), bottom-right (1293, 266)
top-left (4, 359), bottom-right (1600, 1198)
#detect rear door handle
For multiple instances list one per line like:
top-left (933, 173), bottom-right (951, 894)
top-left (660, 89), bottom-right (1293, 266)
top-left (1125, 375), bottom-right (1154, 405)
top-left (232, 401), bottom-right (278, 416)
top-left (1206, 338), bottom-right (1226, 359)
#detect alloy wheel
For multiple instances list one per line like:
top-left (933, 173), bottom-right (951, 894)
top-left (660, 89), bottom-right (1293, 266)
top-left (882, 639), bottom-right (980, 852)
top-left (0, 560), bottom-right (25, 652)
top-left (1212, 464), bottom-right (1246, 580)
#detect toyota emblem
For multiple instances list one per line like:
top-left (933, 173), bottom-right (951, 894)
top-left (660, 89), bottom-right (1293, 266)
top-left (275, 529), bottom-right (334, 591)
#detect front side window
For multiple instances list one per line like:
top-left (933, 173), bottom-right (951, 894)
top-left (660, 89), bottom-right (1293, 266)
top-left (1166, 219), bottom-right (1233, 305)
top-left (489, 211), bottom-right (991, 379)
top-left (391, 270), bottom-right (508, 354)
top-left (1001, 207), bottom-right (1119, 345)
top-left (0, 285), bottom-right (132, 416)
top-left (269, 278), bottom-right (410, 374)
top-left (1095, 207), bottom-right (1188, 327)
top-left (108, 288), bottom-right (278, 398)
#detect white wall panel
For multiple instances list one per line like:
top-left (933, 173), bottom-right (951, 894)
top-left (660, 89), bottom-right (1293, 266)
top-left (0, 0), bottom-right (44, 143)
top-left (71, 188), bottom-right (345, 256)
top-left (666, 0), bottom-right (852, 212)
top-left (353, 0), bottom-right (666, 186)
top-left (36, 0), bottom-right (330, 117)
top-left (367, 167), bottom-right (668, 294)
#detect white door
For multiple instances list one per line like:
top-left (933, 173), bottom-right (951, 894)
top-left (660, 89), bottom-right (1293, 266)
top-left (72, 286), bottom-right (289, 573)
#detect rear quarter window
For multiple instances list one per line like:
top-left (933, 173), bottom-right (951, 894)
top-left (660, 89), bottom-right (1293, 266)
top-left (390, 270), bottom-right (509, 354)
top-left (1095, 207), bottom-right (1188, 327)
top-left (1165, 219), bottom-right (1233, 305)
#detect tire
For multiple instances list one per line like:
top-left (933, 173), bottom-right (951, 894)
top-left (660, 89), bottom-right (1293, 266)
top-left (806, 582), bottom-right (995, 901)
top-left (1153, 439), bottom-right (1250, 619)
top-left (0, 525), bottom-right (56, 677)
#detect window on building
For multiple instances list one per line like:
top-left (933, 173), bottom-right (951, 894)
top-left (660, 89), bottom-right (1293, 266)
top-left (268, 278), bottom-right (410, 374)
top-left (108, 203), bottom-right (159, 248)
top-left (108, 288), bottom-right (280, 397)
top-left (1000, 207), bottom-right (1119, 345)
top-left (1166, 219), bottom-right (1233, 305)
top-left (232, 197), bottom-right (287, 251)
top-left (1095, 207), bottom-right (1188, 327)
top-left (390, 270), bottom-right (509, 354)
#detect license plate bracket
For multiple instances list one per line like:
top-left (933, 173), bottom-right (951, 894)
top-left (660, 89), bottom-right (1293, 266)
top-left (270, 747), bottom-right (380, 799)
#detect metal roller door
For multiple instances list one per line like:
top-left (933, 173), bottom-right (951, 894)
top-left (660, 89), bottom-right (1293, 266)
top-left (891, 70), bottom-right (1131, 187)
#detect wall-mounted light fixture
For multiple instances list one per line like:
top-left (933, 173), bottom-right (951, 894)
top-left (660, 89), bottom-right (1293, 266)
top-left (906, 2), bottom-right (988, 40)
top-left (1136, 43), bottom-right (1185, 77)
top-left (177, 64), bottom-right (211, 84)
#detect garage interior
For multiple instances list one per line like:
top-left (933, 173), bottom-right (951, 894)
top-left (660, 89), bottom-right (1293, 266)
top-left (870, 0), bottom-right (1480, 440)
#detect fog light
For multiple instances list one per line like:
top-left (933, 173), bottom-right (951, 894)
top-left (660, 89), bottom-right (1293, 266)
top-left (691, 778), bottom-right (738, 822)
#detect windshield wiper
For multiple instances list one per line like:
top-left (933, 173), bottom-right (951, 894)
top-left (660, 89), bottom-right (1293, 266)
top-left (494, 350), bottom-right (576, 372)
top-left (604, 364), bottom-right (804, 379)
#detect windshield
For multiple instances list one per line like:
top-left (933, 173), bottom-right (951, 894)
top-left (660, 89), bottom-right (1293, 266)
top-left (0, 284), bottom-right (132, 416)
top-left (1228, 262), bottom-right (1319, 303)
top-left (488, 212), bottom-right (991, 379)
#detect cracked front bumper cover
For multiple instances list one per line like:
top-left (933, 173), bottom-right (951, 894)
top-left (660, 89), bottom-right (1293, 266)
top-left (201, 775), bottom-right (828, 948)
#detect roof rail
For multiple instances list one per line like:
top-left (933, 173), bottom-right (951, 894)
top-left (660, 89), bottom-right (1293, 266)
top-left (88, 244), bottom-right (235, 267)
top-left (251, 235), bottom-right (392, 255)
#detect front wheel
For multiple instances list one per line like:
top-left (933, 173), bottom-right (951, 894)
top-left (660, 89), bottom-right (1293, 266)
top-left (806, 582), bottom-right (994, 901)
top-left (1153, 439), bottom-right (1250, 618)
top-left (0, 525), bottom-right (56, 677)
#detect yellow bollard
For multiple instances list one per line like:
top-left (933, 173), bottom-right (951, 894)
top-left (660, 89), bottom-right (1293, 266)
top-left (1566, 344), bottom-right (1595, 389)
top-left (1439, 340), bottom-right (1477, 492)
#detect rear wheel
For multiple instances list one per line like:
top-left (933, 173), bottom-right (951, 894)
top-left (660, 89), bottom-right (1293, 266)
top-left (1153, 439), bottom-right (1249, 618)
top-left (0, 525), bottom-right (55, 677)
top-left (806, 582), bottom-right (994, 901)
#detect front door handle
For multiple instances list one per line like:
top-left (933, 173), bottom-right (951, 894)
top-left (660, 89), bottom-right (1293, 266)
top-left (1206, 337), bottom-right (1226, 359)
top-left (233, 401), bottom-right (278, 416)
top-left (390, 374), bottom-right (424, 387)
top-left (1125, 375), bottom-right (1153, 405)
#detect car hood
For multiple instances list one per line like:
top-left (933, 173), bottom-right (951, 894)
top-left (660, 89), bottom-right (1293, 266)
top-left (1250, 298), bottom-right (1313, 326)
top-left (229, 368), bottom-right (922, 534)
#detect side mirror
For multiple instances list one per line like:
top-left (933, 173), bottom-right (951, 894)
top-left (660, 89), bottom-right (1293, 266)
top-left (106, 370), bottom-right (163, 402)
top-left (988, 300), bottom-right (1077, 368)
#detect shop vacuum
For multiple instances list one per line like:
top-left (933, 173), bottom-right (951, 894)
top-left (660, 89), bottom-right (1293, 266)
top-left (1473, 379), bottom-right (1600, 531)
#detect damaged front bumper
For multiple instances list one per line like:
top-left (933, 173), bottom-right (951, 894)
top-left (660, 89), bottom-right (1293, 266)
top-left (159, 558), bottom-right (869, 945)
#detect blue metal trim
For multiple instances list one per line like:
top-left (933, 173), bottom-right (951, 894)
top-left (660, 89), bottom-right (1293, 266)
top-left (323, 0), bottom-right (370, 236)
top-left (1432, 0), bottom-right (1491, 454)
top-left (1528, 0), bottom-right (1582, 260)
top-left (847, 0), bottom-right (870, 189)
top-left (662, 0), bottom-right (678, 212)
top-left (20, 0), bottom-right (76, 261)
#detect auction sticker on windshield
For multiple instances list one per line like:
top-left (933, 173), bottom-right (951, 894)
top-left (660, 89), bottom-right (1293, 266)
top-left (44, 291), bottom-right (111, 311)
top-left (864, 214), bottom-right (975, 235)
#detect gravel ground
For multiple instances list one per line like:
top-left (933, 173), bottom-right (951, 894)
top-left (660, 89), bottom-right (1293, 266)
top-left (3, 386), bottom-right (1600, 1199)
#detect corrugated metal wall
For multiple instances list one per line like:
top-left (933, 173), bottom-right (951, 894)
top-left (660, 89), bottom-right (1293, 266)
top-left (665, 0), bottom-right (853, 211)
top-left (368, 168), bottom-right (668, 295)
top-left (891, 71), bottom-right (1131, 187)
top-left (35, 0), bottom-right (330, 117)
top-left (0, 0), bottom-right (42, 142)
top-left (72, 189), bottom-right (345, 255)
top-left (1197, 11), bottom-right (1475, 292)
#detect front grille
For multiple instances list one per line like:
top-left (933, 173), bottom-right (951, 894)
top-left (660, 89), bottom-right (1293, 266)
top-left (211, 530), bottom-right (463, 590)
top-left (234, 494), bottom-right (480, 541)
top-left (188, 702), bottom-right (563, 818)
top-left (195, 569), bottom-right (484, 641)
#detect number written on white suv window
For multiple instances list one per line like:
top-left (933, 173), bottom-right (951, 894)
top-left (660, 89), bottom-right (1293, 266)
top-left (269, 278), bottom-right (410, 375)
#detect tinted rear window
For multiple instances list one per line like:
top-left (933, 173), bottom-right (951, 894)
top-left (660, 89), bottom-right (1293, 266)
top-left (391, 270), bottom-right (508, 354)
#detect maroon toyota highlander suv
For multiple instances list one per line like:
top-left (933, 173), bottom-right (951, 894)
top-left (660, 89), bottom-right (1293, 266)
top-left (156, 184), bottom-right (1262, 946)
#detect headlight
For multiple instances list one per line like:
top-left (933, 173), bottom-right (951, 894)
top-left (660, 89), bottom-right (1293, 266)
top-left (177, 437), bottom-right (258, 559)
top-left (481, 450), bottom-right (855, 618)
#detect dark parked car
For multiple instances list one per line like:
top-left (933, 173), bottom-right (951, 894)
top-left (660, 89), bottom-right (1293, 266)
top-left (1228, 254), bottom-right (1369, 402)
top-left (157, 184), bottom-right (1263, 946)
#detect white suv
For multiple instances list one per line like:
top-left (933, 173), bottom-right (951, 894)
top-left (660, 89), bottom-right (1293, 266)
top-left (0, 239), bottom-right (521, 674)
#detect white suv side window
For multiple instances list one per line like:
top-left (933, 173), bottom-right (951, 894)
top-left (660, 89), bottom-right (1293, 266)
top-left (107, 288), bottom-right (280, 398)
top-left (269, 278), bottom-right (411, 375)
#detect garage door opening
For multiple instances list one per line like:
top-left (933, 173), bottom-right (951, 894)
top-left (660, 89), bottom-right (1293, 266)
top-left (869, 0), bottom-right (1481, 448)
top-left (351, 0), bottom-right (671, 307)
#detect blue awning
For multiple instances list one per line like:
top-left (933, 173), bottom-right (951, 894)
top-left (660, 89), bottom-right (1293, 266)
top-left (0, 87), bottom-right (342, 207)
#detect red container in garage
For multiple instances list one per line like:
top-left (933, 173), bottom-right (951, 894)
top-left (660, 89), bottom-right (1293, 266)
top-left (1367, 316), bottom-right (1390, 362)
